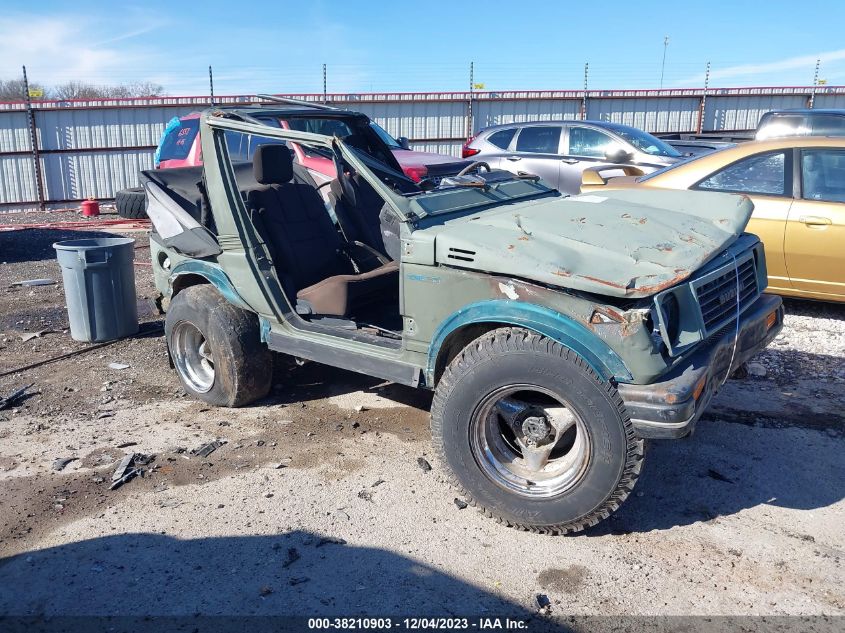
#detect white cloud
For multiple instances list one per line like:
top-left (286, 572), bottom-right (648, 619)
top-left (0, 12), bottom-right (168, 88)
top-left (675, 49), bottom-right (845, 86)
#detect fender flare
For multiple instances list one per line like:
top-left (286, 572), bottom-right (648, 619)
top-left (169, 260), bottom-right (251, 310)
top-left (427, 300), bottom-right (633, 384)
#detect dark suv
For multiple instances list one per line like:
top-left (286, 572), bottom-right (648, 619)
top-left (755, 108), bottom-right (845, 140)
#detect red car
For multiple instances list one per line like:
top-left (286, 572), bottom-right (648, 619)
top-left (156, 110), bottom-right (466, 183)
top-left (116, 104), bottom-right (469, 218)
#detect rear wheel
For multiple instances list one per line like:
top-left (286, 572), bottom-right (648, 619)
top-left (165, 285), bottom-right (272, 407)
top-left (431, 327), bottom-right (644, 534)
top-left (115, 187), bottom-right (147, 219)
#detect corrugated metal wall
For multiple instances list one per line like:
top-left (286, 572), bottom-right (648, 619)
top-left (1, 86), bottom-right (843, 210)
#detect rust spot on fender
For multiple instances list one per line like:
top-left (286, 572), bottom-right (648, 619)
top-left (553, 269), bottom-right (572, 278)
top-left (579, 275), bottom-right (628, 290)
top-left (507, 244), bottom-right (515, 251)
top-left (633, 270), bottom-right (690, 295)
top-left (518, 236), bottom-right (530, 241)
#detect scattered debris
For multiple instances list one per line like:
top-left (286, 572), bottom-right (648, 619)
top-left (109, 467), bottom-right (141, 490)
top-left (108, 453), bottom-right (154, 490)
top-left (355, 405), bottom-right (368, 412)
top-left (746, 362), bottom-right (768, 378)
top-left (282, 548), bottom-right (300, 568)
top-left (371, 479), bottom-right (386, 487)
top-left (454, 498), bottom-right (468, 510)
top-left (10, 278), bottom-right (56, 287)
top-left (357, 490), bottom-right (374, 502)
top-left (351, 422), bottom-right (360, 429)
top-left (536, 594), bottom-right (552, 615)
top-left (108, 362), bottom-right (130, 370)
top-left (112, 455), bottom-right (134, 481)
top-left (707, 468), bottom-right (735, 484)
top-left (52, 457), bottom-right (77, 472)
top-left (116, 441), bottom-right (137, 448)
top-left (316, 536), bottom-right (347, 548)
top-left (417, 457), bottom-right (432, 473)
top-left (97, 412), bottom-right (115, 420)
top-left (133, 453), bottom-right (156, 466)
top-left (191, 439), bottom-right (226, 458)
top-left (20, 330), bottom-right (53, 342)
top-left (0, 383), bottom-right (35, 410)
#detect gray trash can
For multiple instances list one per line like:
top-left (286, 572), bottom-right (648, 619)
top-left (53, 237), bottom-right (139, 342)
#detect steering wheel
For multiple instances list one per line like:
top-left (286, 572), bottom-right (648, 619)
top-left (456, 161), bottom-right (491, 177)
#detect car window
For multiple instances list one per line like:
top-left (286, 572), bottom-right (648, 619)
top-left (801, 149), bottom-right (845, 203)
top-left (224, 130), bottom-right (289, 163)
top-left (158, 117), bottom-right (199, 162)
top-left (811, 116), bottom-right (845, 136)
top-left (606, 125), bottom-right (681, 157)
top-left (696, 151), bottom-right (786, 196)
top-left (756, 114), bottom-right (810, 140)
top-left (515, 126), bottom-right (561, 154)
top-left (285, 118), bottom-right (354, 137)
top-left (370, 122), bottom-right (402, 149)
top-left (487, 128), bottom-right (516, 150)
top-left (568, 127), bottom-right (614, 158)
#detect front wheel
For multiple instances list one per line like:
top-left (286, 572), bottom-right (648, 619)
top-left (165, 285), bottom-right (272, 407)
top-left (431, 327), bottom-right (644, 534)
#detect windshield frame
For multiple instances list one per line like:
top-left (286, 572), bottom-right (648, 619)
top-left (605, 124), bottom-right (681, 158)
top-left (369, 121), bottom-right (403, 149)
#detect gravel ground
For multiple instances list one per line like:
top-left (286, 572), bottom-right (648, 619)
top-left (0, 215), bottom-right (843, 628)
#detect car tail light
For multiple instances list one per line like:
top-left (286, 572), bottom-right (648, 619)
top-left (462, 137), bottom-right (480, 158)
top-left (404, 165), bottom-right (428, 182)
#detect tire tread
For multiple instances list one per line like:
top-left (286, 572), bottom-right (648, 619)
top-left (430, 327), bottom-right (645, 535)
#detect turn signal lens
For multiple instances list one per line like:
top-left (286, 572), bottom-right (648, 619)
top-left (693, 376), bottom-right (707, 401)
top-left (765, 311), bottom-right (777, 331)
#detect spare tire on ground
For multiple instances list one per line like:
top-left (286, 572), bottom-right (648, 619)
top-left (115, 187), bottom-right (147, 219)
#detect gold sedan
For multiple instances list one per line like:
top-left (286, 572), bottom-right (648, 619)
top-left (581, 137), bottom-right (845, 302)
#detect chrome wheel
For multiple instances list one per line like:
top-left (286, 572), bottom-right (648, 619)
top-left (470, 385), bottom-right (591, 498)
top-left (171, 321), bottom-right (215, 393)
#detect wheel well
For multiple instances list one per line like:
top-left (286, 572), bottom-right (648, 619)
top-left (171, 273), bottom-right (210, 298)
top-left (433, 322), bottom-right (508, 386)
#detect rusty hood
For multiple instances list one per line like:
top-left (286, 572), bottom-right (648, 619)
top-left (429, 189), bottom-right (754, 298)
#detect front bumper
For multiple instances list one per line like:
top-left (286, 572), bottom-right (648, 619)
top-left (617, 294), bottom-right (783, 439)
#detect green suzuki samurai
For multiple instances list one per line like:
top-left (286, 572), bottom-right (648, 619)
top-left (144, 103), bottom-right (783, 534)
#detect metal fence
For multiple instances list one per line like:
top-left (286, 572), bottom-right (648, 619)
top-left (2, 85), bottom-right (844, 211)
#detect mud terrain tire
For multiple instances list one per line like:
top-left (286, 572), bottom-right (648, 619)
top-left (115, 187), bottom-right (147, 219)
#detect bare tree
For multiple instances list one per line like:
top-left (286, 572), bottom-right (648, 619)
top-left (0, 77), bottom-right (47, 101)
top-left (52, 80), bottom-right (166, 100)
top-left (51, 81), bottom-right (105, 100)
top-left (1, 77), bottom-right (166, 101)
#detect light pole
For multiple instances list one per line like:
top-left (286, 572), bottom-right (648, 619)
top-left (660, 36), bottom-right (670, 89)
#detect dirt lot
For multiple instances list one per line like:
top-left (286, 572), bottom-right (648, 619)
top-left (0, 211), bottom-right (843, 627)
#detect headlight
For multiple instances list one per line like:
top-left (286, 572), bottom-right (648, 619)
top-left (659, 293), bottom-right (680, 345)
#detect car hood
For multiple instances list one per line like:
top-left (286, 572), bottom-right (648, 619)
top-left (427, 189), bottom-right (753, 298)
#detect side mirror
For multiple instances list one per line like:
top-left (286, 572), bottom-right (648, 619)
top-left (397, 136), bottom-right (411, 150)
top-left (604, 147), bottom-right (633, 164)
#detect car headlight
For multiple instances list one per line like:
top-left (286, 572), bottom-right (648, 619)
top-left (658, 293), bottom-right (680, 345)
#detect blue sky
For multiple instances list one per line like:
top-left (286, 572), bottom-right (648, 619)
top-left (2, 0), bottom-right (845, 95)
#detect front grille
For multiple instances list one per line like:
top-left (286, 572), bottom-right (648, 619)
top-left (692, 252), bottom-right (759, 336)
